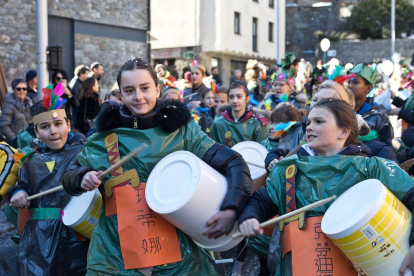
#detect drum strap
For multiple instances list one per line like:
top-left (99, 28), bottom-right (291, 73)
top-left (104, 133), bottom-right (140, 216)
top-left (278, 164), bottom-right (305, 231)
top-left (28, 208), bottom-right (62, 220)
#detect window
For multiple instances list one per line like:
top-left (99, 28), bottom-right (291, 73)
top-left (269, 22), bottom-right (274, 42)
top-left (253, 18), bottom-right (258, 52)
top-left (234, 12), bottom-right (240, 34)
top-left (269, 0), bottom-right (274, 8)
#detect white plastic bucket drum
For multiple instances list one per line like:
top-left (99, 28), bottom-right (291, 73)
top-left (146, 151), bottom-right (244, 252)
top-left (63, 189), bottom-right (102, 239)
top-left (322, 179), bottom-right (412, 276)
top-left (232, 141), bottom-right (268, 194)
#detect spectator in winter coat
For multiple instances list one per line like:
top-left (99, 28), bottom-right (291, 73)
top-left (25, 69), bottom-right (38, 103)
top-left (0, 79), bottom-right (33, 147)
top-left (75, 77), bottom-right (100, 135)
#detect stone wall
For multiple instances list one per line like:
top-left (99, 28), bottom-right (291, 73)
top-left (48, 0), bottom-right (147, 30)
top-left (0, 0), bottom-right (147, 93)
top-left (329, 39), bottom-right (414, 64)
top-left (74, 34), bottom-right (147, 93)
top-left (0, 0), bottom-right (37, 86)
top-left (285, 6), bottom-right (330, 63)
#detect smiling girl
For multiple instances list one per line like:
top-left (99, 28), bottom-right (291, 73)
top-left (238, 98), bottom-right (414, 276)
top-left (62, 58), bottom-right (252, 275)
top-left (210, 81), bottom-right (269, 147)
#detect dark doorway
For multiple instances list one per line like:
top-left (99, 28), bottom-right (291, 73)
top-left (48, 16), bottom-right (75, 81)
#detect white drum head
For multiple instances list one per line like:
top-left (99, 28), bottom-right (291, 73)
top-left (232, 141), bottom-right (267, 180)
top-left (63, 190), bottom-right (97, 226)
top-left (146, 151), bottom-right (201, 214)
top-left (322, 179), bottom-right (386, 239)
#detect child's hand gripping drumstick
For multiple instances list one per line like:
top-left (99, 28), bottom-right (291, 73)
top-left (233, 195), bottom-right (337, 239)
top-left (9, 144), bottom-right (148, 207)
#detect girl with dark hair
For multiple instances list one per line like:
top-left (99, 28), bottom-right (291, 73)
top-left (75, 76), bottom-right (100, 134)
top-left (210, 81), bottom-right (270, 147)
top-left (62, 58), bottom-right (252, 275)
top-left (51, 69), bottom-right (79, 122)
top-left (0, 78), bottom-right (32, 147)
top-left (238, 98), bottom-right (414, 276)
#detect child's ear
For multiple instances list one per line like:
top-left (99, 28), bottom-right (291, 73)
top-left (34, 125), bottom-right (40, 139)
top-left (67, 119), bottom-right (71, 132)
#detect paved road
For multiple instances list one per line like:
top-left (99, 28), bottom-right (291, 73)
top-left (0, 210), bottom-right (18, 276)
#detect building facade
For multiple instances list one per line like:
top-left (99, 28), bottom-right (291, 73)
top-left (0, 0), bottom-right (148, 97)
top-left (150, 0), bottom-right (285, 86)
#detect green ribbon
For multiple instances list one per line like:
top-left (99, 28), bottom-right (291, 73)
top-left (29, 208), bottom-right (61, 220)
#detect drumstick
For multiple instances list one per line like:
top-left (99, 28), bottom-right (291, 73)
top-left (17, 144), bottom-right (148, 203)
top-left (231, 195), bottom-right (337, 239)
top-left (246, 160), bottom-right (266, 169)
top-left (183, 92), bottom-right (199, 99)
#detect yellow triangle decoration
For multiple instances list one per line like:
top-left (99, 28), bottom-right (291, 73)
top-left (46, 161), bottom-right (55, 173)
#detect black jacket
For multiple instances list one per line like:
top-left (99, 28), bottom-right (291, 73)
top-left (26, 86), bottom-right (38, 103)
top-left (392, 96), bottom-right (414, 125)
top-left (75, 93), bottom-right (100, 134)
top-left (363, 139), bottom-right (398, 163)
top-left (62, 100), bottom-right (252, 217)
top-left (357, 100), bottom-right (394, 144)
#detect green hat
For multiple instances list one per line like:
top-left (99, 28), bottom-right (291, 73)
top-left (270, 70), bottom-right (295, 86)
top-left (350, 63), bottom-right (378, 86)
top-left (279, 52), bottom-right (297, 68)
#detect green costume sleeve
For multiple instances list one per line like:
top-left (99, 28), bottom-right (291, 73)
top-left (367, 157), bottom-right (414, 201)
top-left (210, 116), bottom-right (226, 145)
top-left (183, 119), bottom-right (215, 158)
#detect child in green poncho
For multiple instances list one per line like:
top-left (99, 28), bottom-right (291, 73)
top-left (210, 81), bottom-right (270, 147)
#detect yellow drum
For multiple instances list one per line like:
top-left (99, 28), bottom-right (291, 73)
top-left (322, 179), bottom-right (412, 276)
top-left (62, 189), bottom-right (102, 239)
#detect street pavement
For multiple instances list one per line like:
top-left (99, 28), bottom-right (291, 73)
top-left (0, 210), bottom-right (18, 276)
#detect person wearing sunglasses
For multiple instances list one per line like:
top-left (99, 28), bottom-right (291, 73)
top-left (0, 78), bottom-right (33, 147)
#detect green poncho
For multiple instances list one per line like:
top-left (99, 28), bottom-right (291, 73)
top-left (78, 120), bottom-right (218, 276)
top-left (266, 155), bottom-right (414, 276)
top-left (210, 115), bottom-right (269, 147)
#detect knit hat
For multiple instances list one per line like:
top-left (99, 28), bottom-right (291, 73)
top-left (25, 70), bottom-right (37, 82)
top-left (350, 63), bottom-right (378, 86)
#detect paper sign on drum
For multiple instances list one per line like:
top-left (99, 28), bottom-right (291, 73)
top-left (146, 151), bottom-right (244, 252)
top-left (232, 141), bottom-right (268, 194)
top-left (63, 189), bottom-right (102, 239)
top-left (322, 179), bottom-right (412, 276)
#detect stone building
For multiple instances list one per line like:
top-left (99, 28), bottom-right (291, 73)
top-left (0, 0), bottom-right (148, 95)
top-left (150, 0), bottom-right (286, 87)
